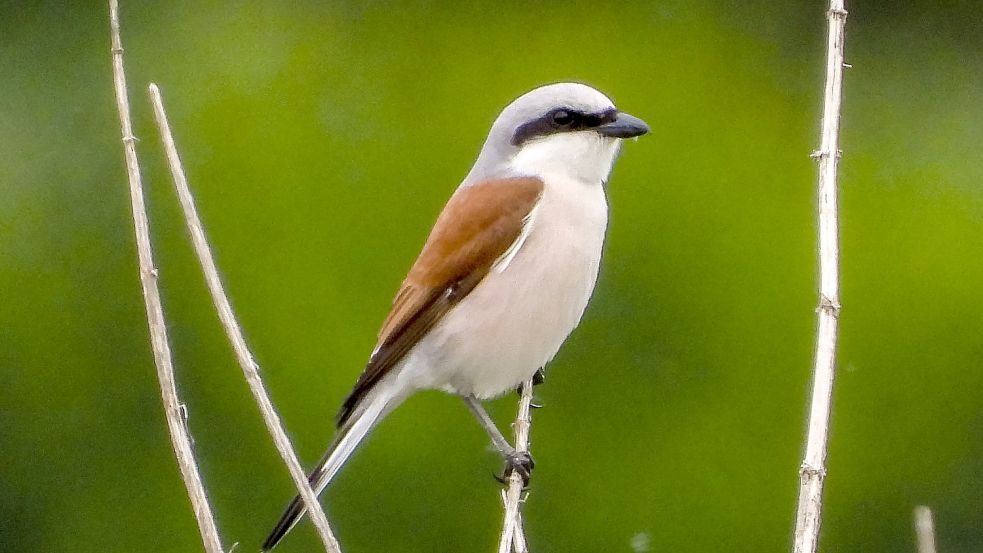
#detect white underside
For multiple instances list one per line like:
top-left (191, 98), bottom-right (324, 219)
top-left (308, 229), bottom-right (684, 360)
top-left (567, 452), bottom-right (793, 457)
top-left (397, 172), bottom-right (609, 399)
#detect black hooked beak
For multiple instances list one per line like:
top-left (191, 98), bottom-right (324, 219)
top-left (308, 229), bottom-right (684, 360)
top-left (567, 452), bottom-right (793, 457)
top-left (596, 111), bottom-right (650, 138)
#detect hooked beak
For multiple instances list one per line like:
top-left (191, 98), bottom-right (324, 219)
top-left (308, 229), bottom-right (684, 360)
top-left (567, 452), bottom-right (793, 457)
top-left (596, 111), bottom-right (650, 139)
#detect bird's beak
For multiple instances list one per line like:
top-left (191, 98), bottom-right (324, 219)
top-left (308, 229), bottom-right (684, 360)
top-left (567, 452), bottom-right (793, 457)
top-left (596, 111), bottom-right (650, 138)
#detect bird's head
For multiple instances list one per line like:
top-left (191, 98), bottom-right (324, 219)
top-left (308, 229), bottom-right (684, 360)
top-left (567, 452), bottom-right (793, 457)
top-left (465, 82), bottom-right (649, 185)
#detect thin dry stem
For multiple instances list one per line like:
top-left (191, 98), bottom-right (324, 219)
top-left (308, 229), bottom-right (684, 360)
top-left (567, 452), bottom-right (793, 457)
top-left (792, 2), bottom-right (848, 553)
top-left (914, 506), bottom-right (937, 553)
top-left (109, 2), bottom-right (224, 552)
top-left (147, 83), bottom-right (342, 553)
top-left (511, 512), bottom-right (528, 553)
top-left (498, 378), bottom-right (534, 553)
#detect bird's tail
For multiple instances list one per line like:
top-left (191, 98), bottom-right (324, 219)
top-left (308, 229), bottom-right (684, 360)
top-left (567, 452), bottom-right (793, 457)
top-left (261, 382), bottom-right (403, 551)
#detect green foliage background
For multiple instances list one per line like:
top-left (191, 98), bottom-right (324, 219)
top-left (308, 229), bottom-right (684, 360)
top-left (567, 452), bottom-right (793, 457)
top-left (2, 2), bottom-right (981, 552)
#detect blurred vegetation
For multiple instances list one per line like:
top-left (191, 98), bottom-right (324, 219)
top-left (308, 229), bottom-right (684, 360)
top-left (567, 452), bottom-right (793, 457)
top-left (1, 1), bottom-right (981, 552)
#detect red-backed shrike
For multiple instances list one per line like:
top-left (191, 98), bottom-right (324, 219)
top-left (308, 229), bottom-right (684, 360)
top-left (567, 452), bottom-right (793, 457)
top-left (263, 82), bottom-right (648, 550)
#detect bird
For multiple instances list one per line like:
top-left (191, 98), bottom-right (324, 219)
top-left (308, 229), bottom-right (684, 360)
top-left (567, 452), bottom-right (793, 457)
top-left (262, 82), bottom-right (649, 550)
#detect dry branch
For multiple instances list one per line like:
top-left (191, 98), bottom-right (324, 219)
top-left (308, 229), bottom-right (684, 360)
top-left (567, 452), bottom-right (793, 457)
top-left (147, 84), bottom-right (342, 553)
top-left (914, 506), bottom-right (938, 553)
top-left (792, 2), bottom-right (848, 553)
top-left (109, 2), bottom-right (225, 552)
top-left (498, 378), bottom-right (534, 553)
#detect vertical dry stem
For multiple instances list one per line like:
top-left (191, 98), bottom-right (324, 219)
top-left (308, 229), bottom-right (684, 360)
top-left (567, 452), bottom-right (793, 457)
top-left (498, 378), bottom-right (534, 553)
top-left (792, 2), bottom-right (847, 553)
top-left (147, 84), bottom-right (342, 553)
top-left (109, 2), bottom-right (224, 552)
top-left (914, 506), bottom-right (938, 553)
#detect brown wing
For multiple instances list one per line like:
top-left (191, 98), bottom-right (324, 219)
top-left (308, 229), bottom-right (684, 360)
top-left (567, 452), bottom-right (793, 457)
top-left (337, 177), bottom-right (544, 426)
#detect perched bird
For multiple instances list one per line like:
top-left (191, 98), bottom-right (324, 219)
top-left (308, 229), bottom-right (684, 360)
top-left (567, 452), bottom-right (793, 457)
top-left (263, 82), bottom-right (648, 550)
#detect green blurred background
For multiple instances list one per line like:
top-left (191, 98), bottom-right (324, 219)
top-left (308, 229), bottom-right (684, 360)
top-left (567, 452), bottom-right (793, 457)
top-left (2, 1), bottom-right (981, 552)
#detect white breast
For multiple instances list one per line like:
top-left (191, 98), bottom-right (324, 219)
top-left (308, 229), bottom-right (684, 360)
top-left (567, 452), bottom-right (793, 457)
top-left (405, 174), bottom-right (608, 398)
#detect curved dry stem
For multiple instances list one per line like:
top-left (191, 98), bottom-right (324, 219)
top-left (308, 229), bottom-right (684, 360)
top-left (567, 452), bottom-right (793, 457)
top-left (147, 83), bottom-right (342, 553)
top-left (109, 2), bottom-right (225, 552)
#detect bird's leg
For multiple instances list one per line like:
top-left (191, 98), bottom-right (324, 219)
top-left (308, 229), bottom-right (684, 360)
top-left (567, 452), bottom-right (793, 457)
top-left (464, 395), bottom-right (514, 455)
top-left (463, 395), bottom-right (534, 486)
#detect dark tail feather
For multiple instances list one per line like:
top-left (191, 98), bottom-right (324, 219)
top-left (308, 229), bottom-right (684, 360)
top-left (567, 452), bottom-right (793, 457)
top-left (261, 384), bottom-right (401, 550)
top-left (262, 493), bottom-right (306, 551)
top-left (262, 450), bottom-right (330, 551)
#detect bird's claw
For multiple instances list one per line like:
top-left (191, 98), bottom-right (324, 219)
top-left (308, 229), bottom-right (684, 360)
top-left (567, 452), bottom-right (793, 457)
top-left (498, 451), bottom-right (535, 488)
top-left (516, 369), bottom-right (546, 396)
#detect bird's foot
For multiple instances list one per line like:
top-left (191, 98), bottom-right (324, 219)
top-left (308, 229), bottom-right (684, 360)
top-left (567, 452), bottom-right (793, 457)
top-left (516, 369), bottom-right (547, 407)
top-left (496, 451), bottom-right (535, 488)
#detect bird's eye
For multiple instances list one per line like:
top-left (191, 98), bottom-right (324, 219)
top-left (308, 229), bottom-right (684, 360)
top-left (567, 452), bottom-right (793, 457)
top-left (552, 110), bottom-right (574, 126)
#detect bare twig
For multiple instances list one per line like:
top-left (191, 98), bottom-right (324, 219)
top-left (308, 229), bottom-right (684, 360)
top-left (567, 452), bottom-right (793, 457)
top-left (109, 2), bottom-right (225, 552)
top-left (147, 84), bottom-right (342, 553)
top-left (914, 506), bottom-right (938, 553)
top-left (792, 3), bottom-right (848, 553)
top-left (511, 512), bottom-right (528, 553)
top-left (498, 378), bottom-right (534, 553)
